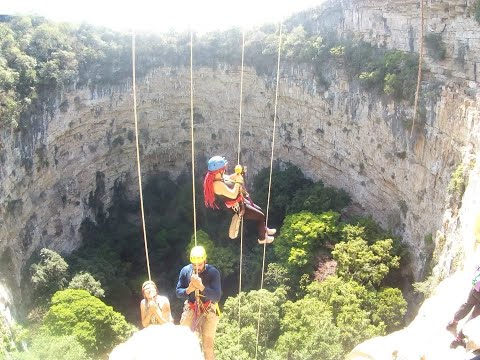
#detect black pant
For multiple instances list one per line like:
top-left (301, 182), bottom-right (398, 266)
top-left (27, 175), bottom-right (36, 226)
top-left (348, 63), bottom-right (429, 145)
top-left (454, 288), bottom-right (480, 322)
top-left (240, 202), bottom-right (266, 240)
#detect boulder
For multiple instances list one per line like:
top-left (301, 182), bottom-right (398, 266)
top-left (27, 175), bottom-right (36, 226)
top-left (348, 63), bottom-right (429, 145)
top-left (109, 324), bottom-right (203, 360)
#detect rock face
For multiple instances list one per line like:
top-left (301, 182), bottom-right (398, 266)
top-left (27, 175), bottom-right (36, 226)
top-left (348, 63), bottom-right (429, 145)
top-left (348, 126), bottom-right (480, 359)
top-left (109, 324), bottom-right (203, 360)
top-left (0, 0), bottom-right (478, 334)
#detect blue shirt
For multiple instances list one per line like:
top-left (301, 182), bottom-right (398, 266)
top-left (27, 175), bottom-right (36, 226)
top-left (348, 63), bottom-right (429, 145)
top-left (176, 264), bottom-right (222, 303)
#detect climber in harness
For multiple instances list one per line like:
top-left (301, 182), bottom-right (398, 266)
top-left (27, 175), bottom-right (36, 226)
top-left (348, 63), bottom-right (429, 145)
top-left (203, 155), bottom-right (276, 244)
top-left (139, 280), bottom-right (173, 328)
top-left (176, 246), bottom-right (221, 360)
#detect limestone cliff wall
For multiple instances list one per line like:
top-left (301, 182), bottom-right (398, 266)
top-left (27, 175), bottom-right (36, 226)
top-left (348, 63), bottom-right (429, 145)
top-left (0, 0), bottom-right (479, 329)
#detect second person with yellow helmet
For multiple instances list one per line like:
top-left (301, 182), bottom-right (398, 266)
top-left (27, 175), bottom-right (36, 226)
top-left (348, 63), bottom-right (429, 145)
top-left (176, 246), bottom-right (221, 360)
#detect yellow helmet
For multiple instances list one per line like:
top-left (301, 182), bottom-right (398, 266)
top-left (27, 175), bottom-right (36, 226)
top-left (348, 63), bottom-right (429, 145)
top-left (190, 246), bottom-right (207, 264)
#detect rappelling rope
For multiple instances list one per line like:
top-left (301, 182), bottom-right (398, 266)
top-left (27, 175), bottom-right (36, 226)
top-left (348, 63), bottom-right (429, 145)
top-left (255, 21), bottom-right (283, 359)
top-left (411, 0), bottom-right (425, 138)
top-left (190, 29), bottom-right (198, 248)
top-left (131, 29), bottom-right (151, 281)
top-left (236, 29), bottom-right (246, 355)
top-left (188, 30), bottom-right (204, 339)
top-left (236, 30), bottom-right (246, 165)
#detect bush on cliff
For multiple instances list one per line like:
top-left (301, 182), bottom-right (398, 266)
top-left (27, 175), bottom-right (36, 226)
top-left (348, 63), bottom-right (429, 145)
top-left (11, 334), bottom-right (91, 360)
top-left (30, 248), bottom-right (69, 305)
top-left (42, 289), bottom-right (135, 356)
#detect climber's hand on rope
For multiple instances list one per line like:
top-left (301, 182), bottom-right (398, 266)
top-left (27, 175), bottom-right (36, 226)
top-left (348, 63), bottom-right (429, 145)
top-left (147, 301), bottom-right (158, 314)
top-left (231, 173), bottom-right (244, 185)
top-left (186, 284), bottom-right (196, 295)
top-left (190, 274), bottom-right (205, 291)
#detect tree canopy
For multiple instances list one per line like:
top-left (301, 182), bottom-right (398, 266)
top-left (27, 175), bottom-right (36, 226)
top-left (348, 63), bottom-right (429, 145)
top-left (11, 334), bottom-right (92, 360)
top-left (42, 289), bottom-right (135, 356)
top-left (68, 272), bottom-right (105, 298)
top-left (274, 211), bottom-right (341, 276)
top-left (332, 225), bottom-right (400, 287)
top-left (30, 248), bottom-right (69, 304)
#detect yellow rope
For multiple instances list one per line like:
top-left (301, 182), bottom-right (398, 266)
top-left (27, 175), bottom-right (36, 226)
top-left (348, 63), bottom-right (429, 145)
top-left (236, 30), bottom-right (246, 356)
top-left (189, 29), bottom-right (201, 304)
top-left (255, 21), bottom-right (283, 360)
top-left (237, 219), bottom-right (244, 353)
top-left (131, 29), bottom-right (151, 281)
top-left (411, 0), bottom-right (424, 138)
top-left (237, 30), bottom-right (246, 165)
top-left (190, 29), bottom-right (198, 248)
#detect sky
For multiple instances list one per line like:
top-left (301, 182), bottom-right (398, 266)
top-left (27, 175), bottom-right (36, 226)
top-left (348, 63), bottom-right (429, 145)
top-left (2, 0), bottom-right (325, 33)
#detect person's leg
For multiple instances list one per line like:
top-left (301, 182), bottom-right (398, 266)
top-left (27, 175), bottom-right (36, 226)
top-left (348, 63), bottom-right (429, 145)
top-left (229, 213), bottom-right (240, 239)
top-left (242, 203), bottom-right (267, 240)
top-left (472, 303), bottom-right (480, 319)
top-left (180, 302), bottom-right (195, 330)
top-left (448, 289), bottom-right (480, 333)
top-left (201, 310), bottom-right (220, 360)
top-left (453, 289), bottom-right (480, 322)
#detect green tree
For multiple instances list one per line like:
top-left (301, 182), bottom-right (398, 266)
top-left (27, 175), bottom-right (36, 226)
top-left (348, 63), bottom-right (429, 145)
top-left (274, 211), bottom-right (341, 275)
top-left (0, 314), bottom-right (26, 357)
top-left (28, 23), bottom-right (72, 63)
top-left (335, 303), bottom-right (382, 351)
top-left (68, 272), bottom-right (105, 298)
top-left (283, 26), bottom-right (310, 62)
top-left (343, 40), bottom-right (383, 81)
top-left (332, 225), bottom-right (399, 287)
top-left (0, 56), bottom-right (20, 127)
top-left (275, 297), bottom-right (343, 360)
top-left (42, 289), bottom-right (135, 356)
top-left (215, 288), bottom-right (286, 359)
top-left (264, 262), bottom-right (291, 293)
top-left (306, 276), bottom-right (370, 319)
top-left (214, 323), bottom-right (256, 360)
top-left (448, 163), bottom-right (466, 200)
top-left (369, 287), bottom-right (407, 332)
top-left (36, 49), bottom-right (78, 89)
top-left (382, 50), bottom-right (419, 101)
top-left (304, 277), bottom-right (399, 353)
top-left (30, 248), bottom-right (68, 304)
top-left (11, 334), bottom-right (92, 360)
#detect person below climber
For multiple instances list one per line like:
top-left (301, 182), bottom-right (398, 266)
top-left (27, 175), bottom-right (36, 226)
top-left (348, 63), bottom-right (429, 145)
top-left (140, 280), bottom-right (173, 328)
top-left (176, 246), bottom-right (221, 360)
top-left (446, 265), bottom-right (480, 348)
top-left (203, 155), bottom-right (276, 244)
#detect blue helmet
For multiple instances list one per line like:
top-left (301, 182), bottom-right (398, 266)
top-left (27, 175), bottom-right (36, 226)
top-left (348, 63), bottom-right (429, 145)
top-left (207, 156), bottom-right (228, 171)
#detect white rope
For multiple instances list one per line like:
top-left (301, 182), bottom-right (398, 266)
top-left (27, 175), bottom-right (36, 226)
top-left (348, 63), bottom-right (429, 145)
top-left (255, 21), bottom-right (283, 359)
top-left (236, 30), bottom-right (246, 357)
top-left (190, 29), bottom-right (198, 247)
top-left (237, 30), bottom-right (246, 165)
top-left (411, 0), bottom-right (424, 138)
top-left (131, 29), bottom-right (151, 280)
